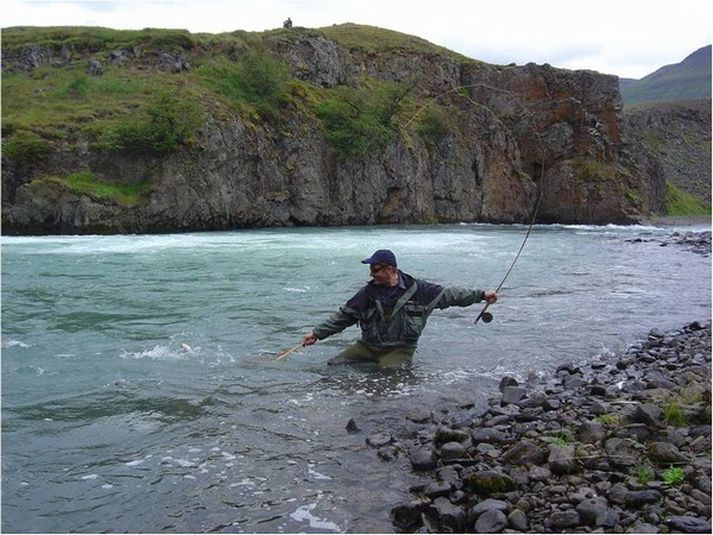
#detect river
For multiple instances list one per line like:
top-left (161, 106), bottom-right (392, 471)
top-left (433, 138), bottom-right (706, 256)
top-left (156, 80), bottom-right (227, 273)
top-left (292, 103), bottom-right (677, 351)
top-left (2, 223), bottom-right (710, 532)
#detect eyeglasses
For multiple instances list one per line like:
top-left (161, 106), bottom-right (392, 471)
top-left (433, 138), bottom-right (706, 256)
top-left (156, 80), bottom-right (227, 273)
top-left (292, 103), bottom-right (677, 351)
top-left (370, 264), bottom-right (388, 274)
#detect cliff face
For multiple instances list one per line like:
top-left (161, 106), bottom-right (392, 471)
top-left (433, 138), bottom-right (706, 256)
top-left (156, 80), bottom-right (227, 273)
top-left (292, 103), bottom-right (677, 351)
top-left (621, 98), bottom-right (711, 210)
top-left (0, 27), bottom-right (666, 234)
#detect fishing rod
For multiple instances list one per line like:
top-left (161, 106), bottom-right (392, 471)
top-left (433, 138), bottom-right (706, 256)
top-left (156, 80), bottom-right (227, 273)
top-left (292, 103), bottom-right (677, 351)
top-left (402, 82), bottom-right (548, 326)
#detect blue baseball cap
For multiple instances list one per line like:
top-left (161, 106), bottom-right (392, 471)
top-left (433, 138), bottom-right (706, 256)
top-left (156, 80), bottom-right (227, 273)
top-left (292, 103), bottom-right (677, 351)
top-left (361, 249), bottom-right (397, 267)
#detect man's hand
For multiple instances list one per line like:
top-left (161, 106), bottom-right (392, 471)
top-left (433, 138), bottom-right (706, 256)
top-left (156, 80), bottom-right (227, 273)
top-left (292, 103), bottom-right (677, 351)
top-left (483, 290), bottom-right (498, 304)
top-left (303, 332), bottom-right (318, 346)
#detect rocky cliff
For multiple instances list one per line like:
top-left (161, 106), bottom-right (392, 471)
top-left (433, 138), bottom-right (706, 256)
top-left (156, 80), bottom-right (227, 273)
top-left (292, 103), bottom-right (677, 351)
top-left (0, 25), bottom-right (688, 234)
top-left (621, 98), bottom-right (711, 211)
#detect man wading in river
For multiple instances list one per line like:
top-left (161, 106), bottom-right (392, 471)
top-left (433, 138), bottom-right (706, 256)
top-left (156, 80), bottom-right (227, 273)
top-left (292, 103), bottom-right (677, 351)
top-left (302, 249), bottom-right (498, 368)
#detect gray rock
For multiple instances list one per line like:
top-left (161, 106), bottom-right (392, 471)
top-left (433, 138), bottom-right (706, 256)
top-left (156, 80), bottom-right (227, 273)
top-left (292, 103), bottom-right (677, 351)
top-left (596, 508), bottom-right (620, 528)
top-left (507, 509), bottom-right (529, 531)
top-left (86, 59), bottom-right (103, 76)
top-left (391, 500), bottom-right (427, 530)
top-left (156, 51), bottom-right (190, 73)
top-left (578, 420), bottom-right (607, 443)
top-left (474, 509), bottom-right (507, 533)
top-left (665, 515), bottom-right (712, 533)
top-left (633, 403), bottom-right (663, 425)
top-left (627, 522), bottom-right (660, 533)
top-left (463, 470), bottom-right (517, 496)
top-left (528, 465), bottom-right (552, 481)
top-left (426, 497), bottom-right (466, 533)
top-left (575, 496), bottom-right (609, 526)
top-left (425, 480), bottom-right (451, 499)
top-left (469, 498), bottom-right (510, 517)
top-left (438, 466), bottom-right (462, 491)
top-left (345, 418), bottom-right (359, 433)
top-left (625, 490), bottom-right (662, 507)
top-left (647, 441), bottom-right (688, 464)
top-left (440, 441), bottom-right (466, 461)
top-left (366, 432), bottom-right (392, 448)
top-left (499, 376), bottom-right (519, 392)
top-left (501, 386), bottom-right (526, 405)
top-left (410, 448), bottom-right (437, 471)
top-left (518, 392), bottom-right (547, 409)
top-left (501, 439), bottom-right (547, 465)
top-left (472, 428), bottom-right (507, 444)
top-left (548, 444), bottom-right (578, 475)
top-left (406, 408), bottom-right (432, 423)
top-left (550, 509), bottom-right (581, 529)
top-left (377, 445), bottom-right (399, 461)
top-left (556, 362), bottom-right (580, 375)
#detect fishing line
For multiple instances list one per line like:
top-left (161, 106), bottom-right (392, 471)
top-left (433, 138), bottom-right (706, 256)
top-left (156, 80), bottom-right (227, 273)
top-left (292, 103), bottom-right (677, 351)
top-left (400, 82), bottom-right (548, 325)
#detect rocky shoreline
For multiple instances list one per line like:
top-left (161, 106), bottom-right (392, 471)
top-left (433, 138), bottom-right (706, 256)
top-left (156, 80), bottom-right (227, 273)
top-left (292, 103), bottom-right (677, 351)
top-left (626, 231), bottom-right (711, 258)
top-left (364, 322), bottom-right (711, 533)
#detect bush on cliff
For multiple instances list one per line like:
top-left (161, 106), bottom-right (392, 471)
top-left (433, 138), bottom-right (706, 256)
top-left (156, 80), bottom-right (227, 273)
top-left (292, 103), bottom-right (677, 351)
top-left (196, 52), bottom-right (291, 121)
top-left (2, 131), bottom-right (50, 164)
top-left (316, 81), bottom-right (412, 160)
top-left (97, 91), bottom-right (203, 154)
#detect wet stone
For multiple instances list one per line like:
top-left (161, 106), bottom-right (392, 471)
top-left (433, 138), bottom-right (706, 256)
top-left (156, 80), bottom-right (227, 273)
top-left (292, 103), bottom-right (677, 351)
top-left (550, 509), bottom-right (581, 529)
top-left (366, 432), bottom-right (392, 448)
top-left (469, 498), bottom-right (509, 517)
top-left (665, 515), bottom-right (712, 533)
top-left (425, 480), bottom-right (451, 499)
top-left (440, 441), bottom-right (466, 461)
top-left (426, 497), bottom-right (466, 533)
top-left (501, 386), bottom-right (526, 405)
top-left (406, 408), bottom-right (432, 423)
top-left (472, 428), bottom-right (508, 444)
top-left (410, 448), bottom-right (437, 471)
top-left (499, 376), bottom-right (519, 392)
top-left (474, 509), bottom-right (507, 533)
top-left (575, 496), bottom-right (610, 526)
top-left (507, 509), bottom-right (529, 531)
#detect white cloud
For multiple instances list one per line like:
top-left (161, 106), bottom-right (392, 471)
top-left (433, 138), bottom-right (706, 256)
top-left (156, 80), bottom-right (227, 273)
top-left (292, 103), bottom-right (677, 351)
top-left (2, 0), bottom-right (711, 78)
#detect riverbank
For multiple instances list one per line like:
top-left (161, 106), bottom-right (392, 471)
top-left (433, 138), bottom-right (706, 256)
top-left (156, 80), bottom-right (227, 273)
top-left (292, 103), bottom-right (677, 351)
top-left (370, 321), bottom-right (711, 533)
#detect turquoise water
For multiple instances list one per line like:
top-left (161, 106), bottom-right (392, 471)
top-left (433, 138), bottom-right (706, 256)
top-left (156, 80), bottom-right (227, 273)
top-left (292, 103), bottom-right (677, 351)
top-left (2, 224), bottom-right (710, 532)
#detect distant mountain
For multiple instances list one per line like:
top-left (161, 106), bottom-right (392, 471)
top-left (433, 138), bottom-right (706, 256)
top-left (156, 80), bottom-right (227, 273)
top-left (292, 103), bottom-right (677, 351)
top-left (620, 45), bottom-right (711, 105)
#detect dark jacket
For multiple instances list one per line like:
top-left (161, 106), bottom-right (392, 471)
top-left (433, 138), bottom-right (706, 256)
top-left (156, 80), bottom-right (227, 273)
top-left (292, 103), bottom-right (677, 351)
top-left (313, 271), bottom-right (484, 348)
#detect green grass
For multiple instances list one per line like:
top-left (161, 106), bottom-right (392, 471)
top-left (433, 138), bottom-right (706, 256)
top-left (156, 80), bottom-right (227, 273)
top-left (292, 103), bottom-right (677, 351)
top-left (662, 466), bottom-right (685, 485)
top-left (2, 130), bottom-right (50, 163)
top-left (541, 430), bottom-right (575, 446)
top-left (32, 171), bottom-right (151, 205)
top-left (635, 462), bottom-right (656, 484)
top-left (1, 26), bottom-right (199, 53)
top-left (662, 399), bottom-right (688, 427)
top-left (596, 413), bottom-right (622, 426)
top-left (318, 23), bottom-right (474, 64)
top-left (666, 181), bottom-right (710, 215)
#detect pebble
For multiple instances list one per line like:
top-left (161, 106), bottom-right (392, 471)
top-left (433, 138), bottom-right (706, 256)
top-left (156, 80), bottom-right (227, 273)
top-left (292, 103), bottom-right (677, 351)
top-left (385, 322), bottom-right (712, 532)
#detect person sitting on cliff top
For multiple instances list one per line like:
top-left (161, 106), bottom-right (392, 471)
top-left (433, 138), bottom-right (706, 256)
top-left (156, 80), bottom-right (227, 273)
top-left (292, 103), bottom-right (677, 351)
top-left (283, 17), bottom-right (292, 28)
top-left (302, 249), bottom-right (497, 368)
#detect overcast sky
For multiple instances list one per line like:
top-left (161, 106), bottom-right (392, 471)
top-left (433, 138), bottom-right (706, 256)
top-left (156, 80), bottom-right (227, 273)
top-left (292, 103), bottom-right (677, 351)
top-left (3, 0), bottom-right (711, 79)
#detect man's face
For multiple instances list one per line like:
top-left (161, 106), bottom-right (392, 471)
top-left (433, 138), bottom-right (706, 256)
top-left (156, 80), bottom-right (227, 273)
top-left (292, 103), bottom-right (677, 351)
top-left (370, 263), bottom-right (394, 285)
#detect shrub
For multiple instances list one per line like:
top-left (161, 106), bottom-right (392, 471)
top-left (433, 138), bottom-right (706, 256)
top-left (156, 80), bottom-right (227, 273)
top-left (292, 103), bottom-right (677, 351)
top-left (316, 81), bottom-right (412, 160)
top-left (98, 91), bottom-right (203, 153)
top-left (3, 130), bottom-right (49, 164)
top-left (197, 52), bottom-right (291, 121)
top-left (415, 104), bottom-right (452, 147)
